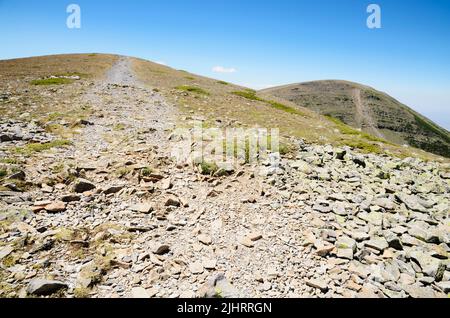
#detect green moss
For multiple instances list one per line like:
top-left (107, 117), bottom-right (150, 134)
top-left (199, 161), bottom-right (219, 175)
top-left (176, 85), bottom-right (209, 95)
top-left (31, 78), bottom-right (74, 85)
top-left (12, 139), bottom-right (71, 155)
top-left (140, 167), bottom-right (153, 177)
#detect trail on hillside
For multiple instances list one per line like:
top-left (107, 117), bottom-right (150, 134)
top-left (72, 57), bottom-right (176, 160)
top-left (352, 88), bottom-right (384, 139)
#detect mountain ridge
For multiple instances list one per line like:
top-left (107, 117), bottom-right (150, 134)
top-left (261, 80), bottom-right (450, 158)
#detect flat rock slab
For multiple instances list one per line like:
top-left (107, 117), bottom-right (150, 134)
top-left (306, 278), bottom-right (329, 292)
top-left (27, 279), bottom-right (67, 296)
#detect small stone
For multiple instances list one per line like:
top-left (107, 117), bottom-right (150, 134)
top-left (160, 178), bottom-right (172, 190)
top-left (130, 202), bottom-right (153, 214)
top-left (239, 236), bottom-right (254, 248)
top-left (8, 170), bottom-right (26, 181)
top-left (315, 244), bottom-right (335, 257)
top-left (165, 196), bottom-right (180, 207)
top-left (131, 287), bottom-right (151, 298)
top-left (44, 201), bottom-right (66, 213)
top-left (436, 281), bottom-right (450, 293)
top-left (409, 251), bottom-right (445, 281)
top-left (248, 232), bottom-right (263, 241)
top-left (365, 237), bottom-right (389, 252)
top-left (332, 202), bottom-right (348, 216)
top-left (27, 279), bottom-right (67, 296)
top-left (348, 231), bottom-right (370, 242)
top-left (0, 245), bottom-right (14, 260)
top-left (189, 262), bottom-right (204, 274)
top-left (198, 234), bottom-right (212, 245)
top-left (395, 192), bottom-right (427, 213)
top-left (203, 259), bottom-right (217, 270)
top-left (41, 184), bottom-right (53, 193)
top-left (337, 248), bottom-right (354, 260)
top-left (73, 178), bottom-right (96, 193)
top-left (152, 244), bottom-right (170, 255)
top-left (384, 232), bottom-right (403, 250)
top-left (306, 278), bottom-right (329, 292)
top-left (198, 273), bottom-right (240, 298)
top-left (103, 185), bottom-right (124, 195)
top-left (60, 194), bottom-right (81, 202)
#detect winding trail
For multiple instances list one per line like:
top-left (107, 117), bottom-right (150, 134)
top-left (70, 56), bottom-right (177, 164)
top-left (352, 88), bottom-right (384, 139)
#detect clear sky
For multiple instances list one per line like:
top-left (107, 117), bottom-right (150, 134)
top-left (1, 0), bottom-right (449, 129)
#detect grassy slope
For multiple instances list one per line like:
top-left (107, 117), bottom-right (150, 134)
top-left (0, 54), bottom-right (118, 121)
top-left (261, 80), bottom-right (450, 158)
top-left (0, 54), bottom-right (447, 162)
top-left (132, 58), bottom-right (447, 162)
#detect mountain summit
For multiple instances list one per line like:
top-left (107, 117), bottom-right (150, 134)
top-left (261, 80), bottom-right (450, 158)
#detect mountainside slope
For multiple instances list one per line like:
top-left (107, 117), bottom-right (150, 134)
top-left (0, 54), bottom-right (449, 299)
top-left (261, 80), bottom-right (450, 158)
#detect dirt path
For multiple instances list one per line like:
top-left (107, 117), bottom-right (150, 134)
top-left (71, 56), bottom-right (177, 163)
top-left (352, 88), bottom-right (384, 139)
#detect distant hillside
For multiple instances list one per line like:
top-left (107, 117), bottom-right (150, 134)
top-left (261, 80), bottom-right (450, 158)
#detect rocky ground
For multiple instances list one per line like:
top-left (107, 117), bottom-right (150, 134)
top-left (0, 57), bottom-right (449, 298)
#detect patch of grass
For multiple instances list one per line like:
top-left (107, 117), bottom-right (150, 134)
top-left (140, 167), bottom-right (153, 177)
top-left (2, 255), bottom-right (18, 268)
top-left (176, 85), bottom-right (209, 95)
top-left (3, 179), bottom-right (32, 192)
top-left (0, 169), bottom-right (7, 178)
top-left (343, 140), bottom-right (382, 154)
top-left (217, 80), bottom-right (229, 85)
top-left (267, 100), bottom-right (305, 116)
top-left (0, 158), bottom-right (21, 165)
top-left (113, 123), bottom-right (126, 131)
top-left (199, 161), bottom-right (219, 175)
top-left (45, 112), bottom-right (65, 121)
top-left (232, 90), bottom-right (305, 116)
top-left (51, 162), bottom-right (65, 174)
top-left (74, 287), bottom-right (91, 298)
top-left (31, 78), bottom-right (74, 85)
top-left (185, 76), bottom-right (195, 80)
top-left (12, 140), bottom-right (71, 155)
top-left (231, 90), bottom-right (259, 101)
top-left (326, 115), bottom-right (387, 144)
top-left (116, 167), bottom-right (132, 178)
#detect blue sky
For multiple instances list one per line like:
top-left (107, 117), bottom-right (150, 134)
top-left (1, 0), bottom-right (449, 129)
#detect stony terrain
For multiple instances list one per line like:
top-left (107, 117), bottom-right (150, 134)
top-left (0, 55), bottom-right (449, 298)
top-left (262, 80), bottom-right (450, 158)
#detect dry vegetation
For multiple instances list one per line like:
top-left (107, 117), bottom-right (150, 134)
top-left (132, 58), bottom-right (447, 162)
